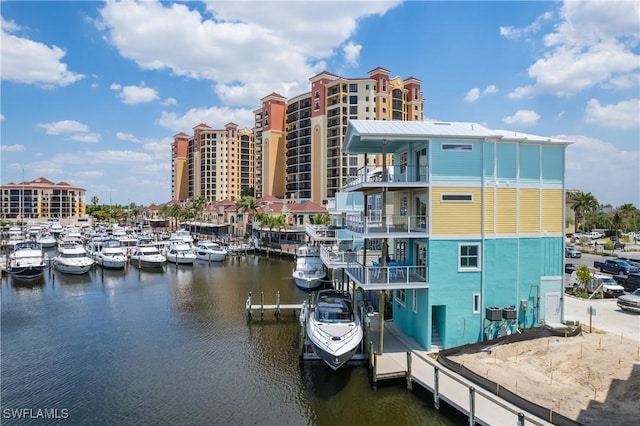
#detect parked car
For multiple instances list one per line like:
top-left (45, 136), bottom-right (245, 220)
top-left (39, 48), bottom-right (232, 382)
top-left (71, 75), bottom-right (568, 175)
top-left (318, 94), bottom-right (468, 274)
top-left (617, 288), bottom-right (640, 313)
top-left (569, 271), bottom-right (625, 297)
top-left (614, 241), bottom-right (626, 250)
top-left (613, 273), bottom-right (640, 292)
top-left (593, 259), bottom-right (640, 275)
top-left (565, 263), bottom-right (577, 274)
top-left (565, 247), bottom-right (582, 258)
top-left (619, 257), bottom-right (640, 268)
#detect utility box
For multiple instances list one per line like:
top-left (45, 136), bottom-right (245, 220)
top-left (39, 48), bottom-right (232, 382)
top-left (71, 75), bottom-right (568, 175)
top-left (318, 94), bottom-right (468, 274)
top-left (503, 306), bottom-right (517, 320)
top-left (486, 307), bottom-right (503, 321)
top-left (520, 300), bottom-right (528, 312)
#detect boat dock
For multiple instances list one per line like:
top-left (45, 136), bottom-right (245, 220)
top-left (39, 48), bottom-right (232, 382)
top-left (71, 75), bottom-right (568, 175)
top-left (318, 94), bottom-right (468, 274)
top-left (245, 291), bottom-right (552, 426)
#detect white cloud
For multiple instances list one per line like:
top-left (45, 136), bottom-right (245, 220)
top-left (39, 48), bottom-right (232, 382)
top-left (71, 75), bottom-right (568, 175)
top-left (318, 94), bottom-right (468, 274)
top-left (37, 120), bottom-right (90, 135)
top-left (465, 85), bottom-right (498, 102)
top-left (160, 97), bottom-right (177, 106)
top-left (584, 98), bottom-right (640, 129)
top-left (76, 170), bottom-right (104, 178)
top-left (508, 1), bottom-right (640, 99)
top-left (96, 0), bottom-right (400, 105)
top-left (499, 11), bottom-right (552, 39)
top-left (116, 132), bottom-right (141, 143)
top-left (502, 110), bottom-right (541, 126)
top-left (111, 82), bottom-right (160, 104)
top-left (1, 18), bottom-right (84, 87)
top-left (464, 88), bottom-right (480, 103)
top-left (68, 133), bottom-right (100, 143)
top-left (564, 134), bottom-right (640, 207)
top-left (0, 144), bottom-right (25, 152)
top-left (343, 41), bottom-right (362, 67)
top-left (159, 106), bottom-right (256, 132)
top-left (0, 114), bottom-right (5, 121)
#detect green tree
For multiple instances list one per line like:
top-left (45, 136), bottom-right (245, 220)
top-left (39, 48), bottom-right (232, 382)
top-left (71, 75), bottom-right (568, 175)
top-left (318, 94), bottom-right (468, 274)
top-left (571, 191), bottom-right (599, 232)
top-left (91, 196), bottom-right (99, 207)
top-left (574, 265), bottom-right (592, 292)
top-left (310, 212), bottom-right (330, 225)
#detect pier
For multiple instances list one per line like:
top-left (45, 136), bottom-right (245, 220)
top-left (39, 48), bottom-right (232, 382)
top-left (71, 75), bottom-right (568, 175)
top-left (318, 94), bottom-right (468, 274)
top-left (245, 291), bottom-right (552, 426)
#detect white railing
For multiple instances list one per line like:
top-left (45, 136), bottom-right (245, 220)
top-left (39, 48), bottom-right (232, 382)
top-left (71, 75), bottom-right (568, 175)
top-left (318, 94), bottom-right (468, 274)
top-left (344, 264), bottom-right (428, 287)
top-left (345, 214), bottom-right (428, 235)
top-left (344, 165), bottom-right (429, 187)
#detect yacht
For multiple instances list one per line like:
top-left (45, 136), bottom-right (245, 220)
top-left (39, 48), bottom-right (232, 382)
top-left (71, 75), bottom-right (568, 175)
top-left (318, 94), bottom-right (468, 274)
top-left (95, 239), bottom-right (127, 269)
top-left (37, 232), bottom-right (57, 249)
top-left (170, 229), bottom-right (194, 245)
top-left (194, 241), bottom-right (227, 262)
top-left (6, 225), bottom-right (23, 250)
top-left (54, 239), bottom-right (94, 275)
top-left (8, 240), bottom-right (47, 281)
top-left (301, 289), bottom-right (364, 371)
top-left (165, 241), bottom-right (196, 265)
top-left (292, 245), bottom-right (327, 290)
top-left (130, 243), bottom-right (167, 269)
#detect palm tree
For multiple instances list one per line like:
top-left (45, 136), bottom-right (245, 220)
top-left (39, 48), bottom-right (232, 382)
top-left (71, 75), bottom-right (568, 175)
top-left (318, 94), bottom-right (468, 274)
top-left (236, 196), bottom-right (260, 235)
top-left (618, 203), bottom-right (638, 233)
top-left (310, 212), bottom-right (330, 225)
top-left (91, 196), bottom-right (99, 207)
top-left (167, 204), bottom-right (183, 231)
top-left (570, 191), bottom-right (599, 232)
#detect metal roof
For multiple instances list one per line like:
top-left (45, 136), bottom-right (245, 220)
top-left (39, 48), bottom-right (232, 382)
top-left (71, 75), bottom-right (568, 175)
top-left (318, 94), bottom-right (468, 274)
top-left (344, 120), bottom-right (572, 153)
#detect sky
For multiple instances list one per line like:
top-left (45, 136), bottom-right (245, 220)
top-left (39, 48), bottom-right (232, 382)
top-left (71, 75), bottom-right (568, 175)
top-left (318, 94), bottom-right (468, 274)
top-left (1, 0), bottom-right (639, 208)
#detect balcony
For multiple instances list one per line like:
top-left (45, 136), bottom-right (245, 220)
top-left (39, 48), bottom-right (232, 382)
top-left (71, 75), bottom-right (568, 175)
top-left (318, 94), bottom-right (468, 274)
top-left (345, 213), bottom-right (428, 237)
top-left (343, 165), bottom-right (429, 190)
top-left (344, 264), bottom-right (429, 290)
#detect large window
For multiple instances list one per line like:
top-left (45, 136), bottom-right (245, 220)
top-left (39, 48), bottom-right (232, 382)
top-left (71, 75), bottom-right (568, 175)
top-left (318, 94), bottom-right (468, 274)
top-left (395, 289), bottom-right (406, 306)
top-left (459, 243), bottom-right (481, 271)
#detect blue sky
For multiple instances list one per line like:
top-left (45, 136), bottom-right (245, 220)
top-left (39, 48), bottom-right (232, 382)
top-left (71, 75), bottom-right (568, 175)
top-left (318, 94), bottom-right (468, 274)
top-left (1, 1), bottom-right (638, 208)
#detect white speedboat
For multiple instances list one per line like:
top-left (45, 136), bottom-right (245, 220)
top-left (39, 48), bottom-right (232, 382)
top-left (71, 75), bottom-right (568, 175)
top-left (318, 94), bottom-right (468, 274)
top-left (54, 240), bottom-right (94, 275)
top-left (95, 239), bottom-right (127, 269)
top-left (6, 225), bottom-right (23, 250)
top-left (292, 245), bottom-right (327, 290)
top-left (194, 241), bottom-right (227, 262)
top-left (165, 241), bottom-right (196, 265)
top-left (8, 240), bottom-right (47, 281)
top-left (301, 289), bottom-right (363, 371)
top-left (130, 244), bottom-right (166, 269)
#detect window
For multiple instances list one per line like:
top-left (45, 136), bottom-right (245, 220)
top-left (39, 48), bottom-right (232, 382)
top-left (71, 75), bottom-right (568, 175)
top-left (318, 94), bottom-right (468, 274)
top-left (441, 194), bottom-right (473, 202)
top-left (365, 84), bottom-right (370, 90)
top-left (315, 90), bottom-right (319, 99)
top-left (399, 152), bottom-right (407, 173)
top-left (349, 83), bottom-right (358, 92)
top-left (473, 293), bottom-right (480, 313)
top-left (399, 196), bottom-right (408, 216)
top-left (314, 102), bottom-right (319, 110)
top-left (459, 243), bottom-right (481, 271)
top-left (396, 288), bottom-right (406, 306)
top-left (382, 79), bottom-right (386, 91)
top-left (413, 289), bottom-right (418, 313)
top-left (442, 143), bottom-right (473, 151)
top-left (349, 95), bottom-right (358, 104)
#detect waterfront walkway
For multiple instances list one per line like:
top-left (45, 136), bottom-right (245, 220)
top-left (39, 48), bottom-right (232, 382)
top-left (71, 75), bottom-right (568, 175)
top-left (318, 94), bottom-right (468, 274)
top-left (367, 314), bottom-right (552, 426)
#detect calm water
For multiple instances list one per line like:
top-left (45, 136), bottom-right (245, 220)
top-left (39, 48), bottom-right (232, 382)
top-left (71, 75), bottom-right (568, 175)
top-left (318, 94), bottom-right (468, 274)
top-left (1, 252), bottom-right (454, 425)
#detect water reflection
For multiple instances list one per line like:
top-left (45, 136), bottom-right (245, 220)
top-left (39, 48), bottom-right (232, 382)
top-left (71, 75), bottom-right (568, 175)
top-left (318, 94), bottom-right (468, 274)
top-left (1, 254), bottom-right (453, 425)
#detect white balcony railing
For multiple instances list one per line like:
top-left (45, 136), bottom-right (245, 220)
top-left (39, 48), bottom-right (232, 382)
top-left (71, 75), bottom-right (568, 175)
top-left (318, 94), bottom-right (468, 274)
top-left (344, 264), bottom-right (428, 288)
top-left (344, 165), bottom-right (429, 188)
top-left (345, 213), bottom-right (428, 235)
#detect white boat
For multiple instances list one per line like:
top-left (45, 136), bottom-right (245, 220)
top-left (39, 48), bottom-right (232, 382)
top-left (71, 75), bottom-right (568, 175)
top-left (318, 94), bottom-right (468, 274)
top-left (194, 241), bottom-right (227, 262)
top-left (292, 245), bottom-right (327, 290)
top-left (301, 289), bottom-right (364, 371)
top-left (6, 225), bottom-right (23, 250)
top-left (165, 241), bottom-right (196, 265)
top-left (95, 239), bottom-right (127, 269)
top-left (8, 240), bottom-right (47, 281)
top-left (130, 244), bottom-right (167, 269)
top-left (37, 232), bottom-right (57, 248)
top-left (170, 229), bottom-right (194, 245)
top-left (49, 221), bottom-right (64, 236)
top-left (54, 240), bottom-right (94, 275)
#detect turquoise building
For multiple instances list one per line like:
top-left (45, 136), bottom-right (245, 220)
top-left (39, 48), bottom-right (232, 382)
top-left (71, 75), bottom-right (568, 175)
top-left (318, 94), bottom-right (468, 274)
top-left (341, 120), bottom-right (571, 350)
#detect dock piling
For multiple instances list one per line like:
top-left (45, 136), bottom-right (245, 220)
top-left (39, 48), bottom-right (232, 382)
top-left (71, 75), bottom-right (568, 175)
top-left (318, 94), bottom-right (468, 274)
top-left (434, 366), bottom-right (440, 410)
top-left (468, 387), bottom-right (476, 426)
top-left (406, 352), bottom-right (412, 390)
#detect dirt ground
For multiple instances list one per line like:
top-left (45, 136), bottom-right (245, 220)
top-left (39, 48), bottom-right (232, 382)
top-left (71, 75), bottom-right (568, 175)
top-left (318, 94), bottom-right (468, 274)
top-left (449, 329), bottom-right (640, 425)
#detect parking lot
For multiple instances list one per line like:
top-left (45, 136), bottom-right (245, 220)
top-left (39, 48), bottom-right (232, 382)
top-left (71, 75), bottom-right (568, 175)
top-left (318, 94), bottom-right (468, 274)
top-left (562, 249), bottom-right (640, 341)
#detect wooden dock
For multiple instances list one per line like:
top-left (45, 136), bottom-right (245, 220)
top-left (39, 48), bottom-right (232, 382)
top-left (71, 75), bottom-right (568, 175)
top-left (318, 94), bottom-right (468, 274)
top-left (245, 291), bottom-right (303, 319)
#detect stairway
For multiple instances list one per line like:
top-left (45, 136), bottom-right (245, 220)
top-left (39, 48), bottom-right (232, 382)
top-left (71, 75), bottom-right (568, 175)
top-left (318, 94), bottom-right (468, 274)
top-left (431, 323), bottom-right (443, 352)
